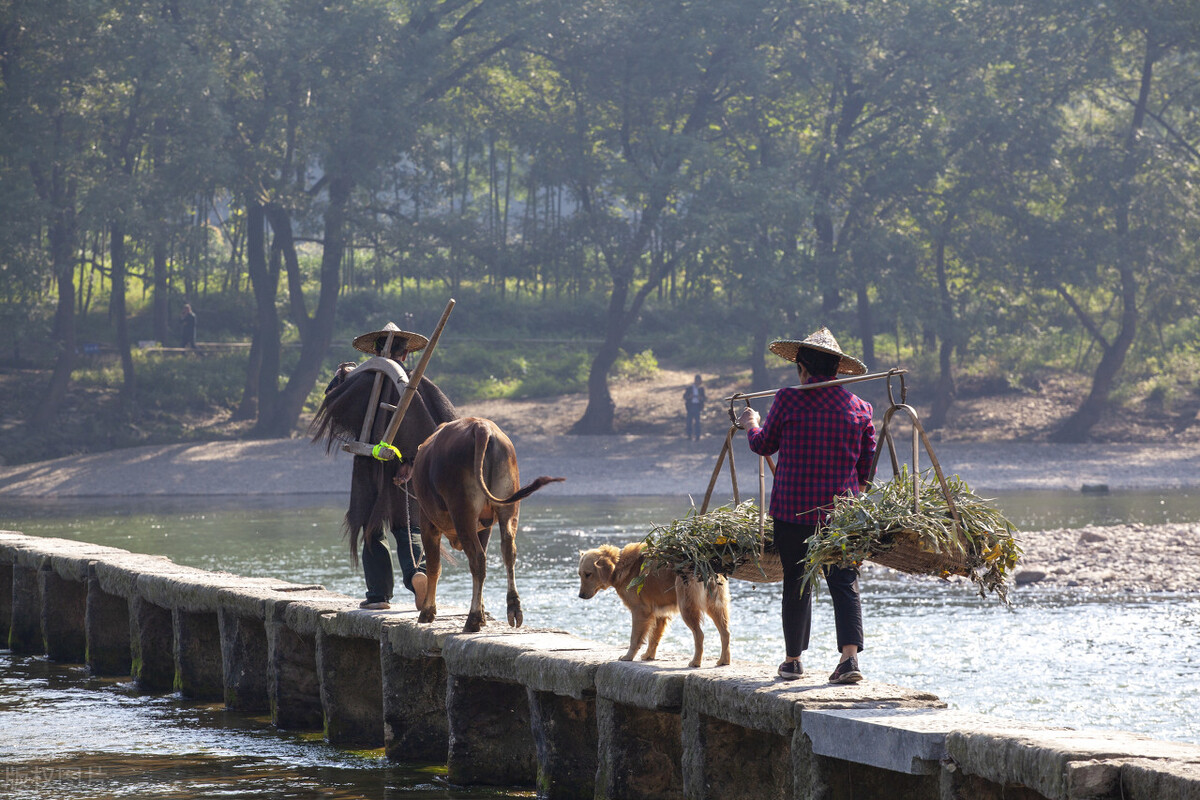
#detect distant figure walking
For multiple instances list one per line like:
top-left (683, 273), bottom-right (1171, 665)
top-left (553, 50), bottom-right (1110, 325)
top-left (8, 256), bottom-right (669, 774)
top-left (683, 374), bottom-right (707, 440)
top-left (179, 303), bottom-right (197, 349)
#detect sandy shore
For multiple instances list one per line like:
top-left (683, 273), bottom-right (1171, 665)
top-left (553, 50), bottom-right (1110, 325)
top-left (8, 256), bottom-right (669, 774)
top-left (3, 435), bottom-right (1199, 594)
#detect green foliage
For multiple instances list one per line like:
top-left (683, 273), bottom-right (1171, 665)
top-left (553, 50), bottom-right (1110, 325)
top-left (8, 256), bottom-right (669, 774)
top-left (4, 0), bottom-right (1200, 446)
top-left (806, 466), bottom-right (1023, 604)
top-left (636, 500), bottom-right (775, 588)
top-left (0, 349), bottom-right (251, 465)
top-left (613, 349), bottom-right (658, 381)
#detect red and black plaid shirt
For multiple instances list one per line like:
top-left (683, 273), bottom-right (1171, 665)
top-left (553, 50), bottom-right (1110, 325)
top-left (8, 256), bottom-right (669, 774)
top-left (746, 375), bottom-right (876, 525)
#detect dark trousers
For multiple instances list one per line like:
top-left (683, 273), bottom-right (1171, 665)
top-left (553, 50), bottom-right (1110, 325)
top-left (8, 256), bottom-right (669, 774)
top-left (350, 455), bottom-right (425, 604)
top-left (685, 405), bottom-right (702, 438)
top-left (774, 520), bottom-right (864, 658)
top-left (363, 525), bottom-right (425, 603)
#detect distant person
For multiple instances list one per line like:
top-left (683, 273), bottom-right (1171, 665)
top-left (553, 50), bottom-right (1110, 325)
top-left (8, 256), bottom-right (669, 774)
top-left (179, 303), bottom-right (197, 349)
top-left (682, 374), bottom-right (707, 440)
top-left (738, 326), bottom-right (875, 684)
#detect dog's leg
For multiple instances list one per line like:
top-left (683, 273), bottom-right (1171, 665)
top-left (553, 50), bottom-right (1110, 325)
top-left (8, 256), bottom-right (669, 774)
top-left (642, 615), bottom-right (670, 661)
top-left (708, 577), bottom-right (732, 667)
top-left (677, 578), bottom-right (705, 668)
top-left (622, 610), bottom-right (653, 661)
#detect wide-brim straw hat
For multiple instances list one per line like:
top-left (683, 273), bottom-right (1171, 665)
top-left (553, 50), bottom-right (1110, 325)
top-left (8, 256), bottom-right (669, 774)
top-left (768, 326), bottom-right (867, 375)
top-left (352, 322), bottom-right (429, 356)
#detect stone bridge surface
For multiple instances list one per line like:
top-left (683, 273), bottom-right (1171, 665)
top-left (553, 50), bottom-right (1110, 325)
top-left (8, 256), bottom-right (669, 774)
top-left (2, 530), bottom-right (1198, 800)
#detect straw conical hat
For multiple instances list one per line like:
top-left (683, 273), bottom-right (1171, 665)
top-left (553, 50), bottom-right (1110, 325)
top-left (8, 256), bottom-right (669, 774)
top-left (351, 322), bottom-right (429, 356)
top-left (768, 326), bottom-right (867, 375)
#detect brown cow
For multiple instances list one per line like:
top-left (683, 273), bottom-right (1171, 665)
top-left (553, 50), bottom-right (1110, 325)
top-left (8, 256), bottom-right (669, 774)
top-left (408, 417), bottom-right (564, 633)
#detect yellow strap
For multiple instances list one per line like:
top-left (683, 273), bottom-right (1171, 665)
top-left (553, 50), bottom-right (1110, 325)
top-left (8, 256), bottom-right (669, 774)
top-left (371, 442), bottom-right (402, 462)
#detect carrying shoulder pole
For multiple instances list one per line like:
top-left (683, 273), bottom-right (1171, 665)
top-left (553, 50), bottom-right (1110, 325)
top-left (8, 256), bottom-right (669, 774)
top-left (723, 368), bottom-right (907, 406)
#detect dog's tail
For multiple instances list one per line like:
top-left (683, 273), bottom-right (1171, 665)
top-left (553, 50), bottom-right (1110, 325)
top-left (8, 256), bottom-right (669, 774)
top-left (472, 422), bottom-right (565, 505)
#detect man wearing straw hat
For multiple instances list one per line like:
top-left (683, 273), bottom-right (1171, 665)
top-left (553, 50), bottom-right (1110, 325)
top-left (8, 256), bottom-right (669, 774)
top-left (737, 326), bottom-right (876, 684)
top-left (330, 321), bottom-right (431, 610)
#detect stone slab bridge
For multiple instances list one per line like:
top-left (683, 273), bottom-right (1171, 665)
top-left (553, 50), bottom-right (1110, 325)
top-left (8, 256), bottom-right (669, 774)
top-left (2, 530), bottom-right (1198, 800)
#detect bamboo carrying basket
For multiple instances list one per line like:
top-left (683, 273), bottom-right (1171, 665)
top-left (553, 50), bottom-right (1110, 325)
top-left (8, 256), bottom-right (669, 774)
top-left (702, 370), bottom-right (972, 584)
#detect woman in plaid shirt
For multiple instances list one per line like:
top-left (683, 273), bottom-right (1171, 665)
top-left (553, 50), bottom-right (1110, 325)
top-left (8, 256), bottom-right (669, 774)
top-left (738, 327), bottom-right (876, 684)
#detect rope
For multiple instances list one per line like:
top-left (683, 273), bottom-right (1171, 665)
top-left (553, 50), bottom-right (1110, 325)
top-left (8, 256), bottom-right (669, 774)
top-left (403, 483), bottom-right (420, 575)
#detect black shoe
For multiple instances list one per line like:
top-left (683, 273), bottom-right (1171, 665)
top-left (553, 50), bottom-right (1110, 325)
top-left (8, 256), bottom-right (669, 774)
top-left (829, 656), bottom-right (863, 684)
top-left (777, 659), bottom-right (803, 680)
top-left (359, 600), bottom-right (391, 610)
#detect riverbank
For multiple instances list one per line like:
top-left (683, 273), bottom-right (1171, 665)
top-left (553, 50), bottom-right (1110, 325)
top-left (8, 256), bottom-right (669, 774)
top-left (3, 434), bottom-right (1200, 498)
top-left (2, 435), bottom-right (1199, 595)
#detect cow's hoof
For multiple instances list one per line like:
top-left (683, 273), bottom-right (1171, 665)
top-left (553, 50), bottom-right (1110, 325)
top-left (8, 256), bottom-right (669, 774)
top-left (464, 612), bottom-right (484, 633)
top-left (507, 604), bottom-right (523, 628)
top-left (418, 607), bottom-right (436, 624)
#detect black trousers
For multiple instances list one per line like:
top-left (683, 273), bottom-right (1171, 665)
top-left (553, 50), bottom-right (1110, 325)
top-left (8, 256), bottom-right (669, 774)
top-left (363, 524), bottom-right (425, 603)
top-left (351, 455), bottom-right (425, 604)
top-left (774, 519), bottom-right (864, 658)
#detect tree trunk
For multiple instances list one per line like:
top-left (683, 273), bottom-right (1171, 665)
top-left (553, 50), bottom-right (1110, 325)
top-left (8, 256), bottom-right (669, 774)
top-left (32, 187), bottom-right (78, 427)
top-left (855, 280), bottom-right (875, 369)
top-left (110, 221), bottom-right (135, 404)
top-left (570, 279), bottom-right (627, 434)
top-left (257, 176), bottom-right (351, 438)
top-left (927, 222), bottom-right (956, 429)
top-left (1049, 35), bottom-right (1154, 443)
top-left (153, 237), bottom-right (169, 344)
top-left (244, 199), bottom-right (280, 430)
top-left (233, 333), bottom-right (261, 422)
top-left (750, 323), bottom-right (769, 390)
top-left (1050, 265), bottom-right (1138, 442)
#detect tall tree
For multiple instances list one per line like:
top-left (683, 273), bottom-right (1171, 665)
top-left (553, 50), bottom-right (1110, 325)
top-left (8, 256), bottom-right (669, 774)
top-left (1049, 1), bottom-right (1200, 441)
top-left (525, 0), bottom-right (789, 433)
top-left (3, 0), bottom-right (102, 426)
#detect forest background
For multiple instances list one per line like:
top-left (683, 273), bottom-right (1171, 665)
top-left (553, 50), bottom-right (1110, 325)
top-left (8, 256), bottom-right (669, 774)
top-left (2, 0), bottom-right (1200, 467)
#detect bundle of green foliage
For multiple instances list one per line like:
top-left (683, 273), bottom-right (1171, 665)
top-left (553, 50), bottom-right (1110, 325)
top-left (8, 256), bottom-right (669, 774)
top-left (802, 466), bottom-right (1022, 604)
top-left (635, 500), bottom-right (776, 589)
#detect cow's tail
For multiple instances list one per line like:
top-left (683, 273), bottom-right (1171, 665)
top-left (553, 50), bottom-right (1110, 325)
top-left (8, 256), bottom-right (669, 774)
top-left (472, 423), bottom-right (565, 505)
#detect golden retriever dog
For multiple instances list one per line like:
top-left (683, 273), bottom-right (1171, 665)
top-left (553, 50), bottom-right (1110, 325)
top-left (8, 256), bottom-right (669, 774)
top-left (577, 542), bottom-right (731, 668)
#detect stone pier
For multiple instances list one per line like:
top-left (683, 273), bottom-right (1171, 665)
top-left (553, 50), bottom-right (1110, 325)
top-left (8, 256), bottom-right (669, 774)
top-left (3, 529), bottom-right (1199, 800)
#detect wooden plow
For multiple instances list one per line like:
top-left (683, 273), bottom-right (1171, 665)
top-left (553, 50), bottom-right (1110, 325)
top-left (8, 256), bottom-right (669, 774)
top-left (340, 298), bottom-right (456, 461)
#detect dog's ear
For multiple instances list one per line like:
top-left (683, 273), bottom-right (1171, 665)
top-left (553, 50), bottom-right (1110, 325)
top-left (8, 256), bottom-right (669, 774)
top-left (596, 554), bottom-right (615, 585)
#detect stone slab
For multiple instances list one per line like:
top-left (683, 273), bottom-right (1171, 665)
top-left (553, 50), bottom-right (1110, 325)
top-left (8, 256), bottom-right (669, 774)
top-left (511, 636), bottom-right (623, 699)
top-left (678, 665), bottom-right (941, 739)
top-left (441, 628), bottom-right (596, 684)
top-left (383, 616), bottom-right (470, 658)
top-left (11, 538), bottom-right (123, 572)
top-left (594, 658), bottom-right (695, 712)
top-left (135, 570), bottom-right (285, 612)
top-left (1119, 756), bottom-right (1200, 800)
top-left (91, 553), bottom-right (209, 598)
top-left (948, 724), bottom-right (1200, 800)
top-left (215, 583), bottom-right (328, 620)
top-left (802, 708), bottom-right (1035, 776)
top-left (317, 605), bottom-right (430, 640)
top-left (272, 597), bottom-right (359, 637)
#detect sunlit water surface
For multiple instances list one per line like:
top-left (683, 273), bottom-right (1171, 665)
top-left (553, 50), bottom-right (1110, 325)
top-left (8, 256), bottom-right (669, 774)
top-left (2, 490), bottom-right (1198, 798)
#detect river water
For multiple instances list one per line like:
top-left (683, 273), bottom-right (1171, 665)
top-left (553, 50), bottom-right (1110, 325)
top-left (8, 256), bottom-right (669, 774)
top-left (2, 490), bottom-right (1198, 798)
